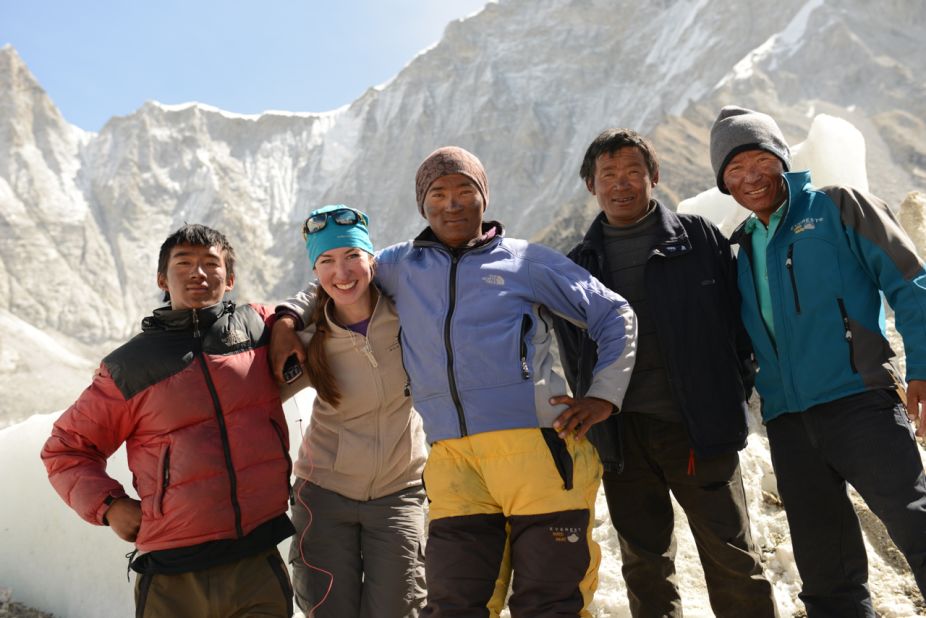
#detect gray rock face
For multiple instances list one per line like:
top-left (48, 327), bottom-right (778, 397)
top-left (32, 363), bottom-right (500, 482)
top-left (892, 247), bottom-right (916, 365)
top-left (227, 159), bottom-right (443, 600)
top-left (1, 0), bottom-right (924, 419)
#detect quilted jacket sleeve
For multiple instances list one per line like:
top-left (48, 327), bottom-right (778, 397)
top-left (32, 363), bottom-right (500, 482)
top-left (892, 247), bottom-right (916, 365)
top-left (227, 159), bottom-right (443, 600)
top-left (41, 365), bottom-right (133, 525)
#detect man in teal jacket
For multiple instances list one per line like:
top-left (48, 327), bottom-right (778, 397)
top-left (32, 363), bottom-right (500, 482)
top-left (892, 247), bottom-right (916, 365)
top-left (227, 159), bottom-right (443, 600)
top-left (711, 105), bottom-right (926, 617)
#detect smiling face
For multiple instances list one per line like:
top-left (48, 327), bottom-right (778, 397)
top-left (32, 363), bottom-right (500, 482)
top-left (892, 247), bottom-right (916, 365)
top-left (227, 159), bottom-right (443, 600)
top-left (587, 147), bottom-right (658, 227)
top-left (157, 244), bottom-right (235, 310)
top-left (423, 173), bottom-right (485, 248)
top-left (314, 246), bottom-right (375, 323)
top-left (723, 149), bottom-right (789, 224)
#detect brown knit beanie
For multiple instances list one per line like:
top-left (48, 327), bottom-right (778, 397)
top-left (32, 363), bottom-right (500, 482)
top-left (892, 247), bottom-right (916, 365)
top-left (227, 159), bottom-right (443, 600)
top-left (415, 147), bottom-right (489, 217)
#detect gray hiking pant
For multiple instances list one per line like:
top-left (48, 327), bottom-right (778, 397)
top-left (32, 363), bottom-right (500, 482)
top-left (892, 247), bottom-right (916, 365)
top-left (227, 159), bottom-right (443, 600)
top-left (289, 481), bottom-right (427, 618)
top-left (602, 413), bottom-right (778, 618)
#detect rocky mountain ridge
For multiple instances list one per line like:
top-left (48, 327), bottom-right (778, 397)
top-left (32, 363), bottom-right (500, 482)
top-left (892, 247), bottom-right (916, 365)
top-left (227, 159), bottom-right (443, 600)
top-left (1, 0), bottom-right (924, 421)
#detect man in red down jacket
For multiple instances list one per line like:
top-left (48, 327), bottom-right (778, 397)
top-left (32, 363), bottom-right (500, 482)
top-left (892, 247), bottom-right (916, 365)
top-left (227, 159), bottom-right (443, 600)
top-left (41, 224), bottom-right (295, 618)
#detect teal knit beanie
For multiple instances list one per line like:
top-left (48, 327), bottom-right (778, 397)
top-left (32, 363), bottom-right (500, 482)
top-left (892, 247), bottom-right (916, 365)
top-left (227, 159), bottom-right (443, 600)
top-left (304, 205), bottom-right (374, 267)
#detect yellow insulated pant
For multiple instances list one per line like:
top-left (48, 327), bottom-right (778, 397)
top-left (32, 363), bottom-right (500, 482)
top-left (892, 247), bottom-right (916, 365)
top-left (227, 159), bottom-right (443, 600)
top-left (422, 427), bottom-right (603, 618)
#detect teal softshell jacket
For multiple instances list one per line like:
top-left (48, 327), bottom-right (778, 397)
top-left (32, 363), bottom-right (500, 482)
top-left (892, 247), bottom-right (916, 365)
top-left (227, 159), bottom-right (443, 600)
top-left (730, 171), bottom-right (926, 422)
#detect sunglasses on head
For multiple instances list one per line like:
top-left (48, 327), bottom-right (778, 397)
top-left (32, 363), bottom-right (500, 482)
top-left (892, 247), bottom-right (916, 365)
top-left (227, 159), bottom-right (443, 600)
top-left (302, 208), bottom-right (368, 240)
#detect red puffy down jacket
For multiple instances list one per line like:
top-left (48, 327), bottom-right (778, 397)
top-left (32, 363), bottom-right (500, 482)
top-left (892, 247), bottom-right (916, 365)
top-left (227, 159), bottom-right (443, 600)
top-left (41, 301), bottom-right (292, 552)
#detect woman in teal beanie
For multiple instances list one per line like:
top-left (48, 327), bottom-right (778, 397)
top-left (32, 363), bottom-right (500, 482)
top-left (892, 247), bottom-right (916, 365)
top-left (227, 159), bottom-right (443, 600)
top-left (284, 205), bottom-right (428, 617)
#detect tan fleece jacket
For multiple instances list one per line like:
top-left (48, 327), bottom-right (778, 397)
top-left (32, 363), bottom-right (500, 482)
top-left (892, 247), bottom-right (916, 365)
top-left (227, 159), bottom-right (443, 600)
top-left (283, 289), bottom-right (427, 501)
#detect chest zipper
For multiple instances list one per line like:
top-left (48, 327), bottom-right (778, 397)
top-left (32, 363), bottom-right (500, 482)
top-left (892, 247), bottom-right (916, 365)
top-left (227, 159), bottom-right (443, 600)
top-left (785, 244), bottom-right (801, 314)
top-left (354, 332), bottom-right (379, 368)
top-left (444, 254), bottom-right (468, 436)
top-left (192, 309), bottom-right (245, 537)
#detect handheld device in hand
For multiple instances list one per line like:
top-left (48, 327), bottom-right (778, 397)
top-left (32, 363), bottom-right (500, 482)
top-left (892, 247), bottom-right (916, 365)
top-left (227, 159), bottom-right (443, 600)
top-left (283, 355), bottom-right (304, 384)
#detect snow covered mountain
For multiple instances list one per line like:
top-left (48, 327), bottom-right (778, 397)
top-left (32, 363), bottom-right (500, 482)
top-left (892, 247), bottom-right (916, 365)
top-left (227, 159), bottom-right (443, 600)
top-left (1, 0), bottom-right (924, 420)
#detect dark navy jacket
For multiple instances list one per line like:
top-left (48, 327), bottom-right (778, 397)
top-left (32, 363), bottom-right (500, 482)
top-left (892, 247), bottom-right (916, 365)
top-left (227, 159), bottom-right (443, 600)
top-left (555, 202), bottom-right (754, 471)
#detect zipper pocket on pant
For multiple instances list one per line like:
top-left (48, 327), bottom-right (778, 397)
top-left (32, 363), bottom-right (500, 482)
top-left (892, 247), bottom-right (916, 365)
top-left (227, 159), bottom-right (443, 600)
top-left (786, 244), bottom-right (801, 314)
top-left (520, 314), bottom-right (532, 380)
top-left (836, 298), bottom-right (857, 373)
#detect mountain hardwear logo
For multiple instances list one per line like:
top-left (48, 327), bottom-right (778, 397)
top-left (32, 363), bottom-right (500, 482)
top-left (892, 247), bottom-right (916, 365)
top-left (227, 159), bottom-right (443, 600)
top-left (549, 526), bottom-right (582, 543)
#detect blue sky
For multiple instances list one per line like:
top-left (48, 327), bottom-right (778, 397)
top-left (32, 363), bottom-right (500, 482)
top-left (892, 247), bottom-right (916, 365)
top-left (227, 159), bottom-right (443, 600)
top-left (1, 1), bottom-right (488, 132)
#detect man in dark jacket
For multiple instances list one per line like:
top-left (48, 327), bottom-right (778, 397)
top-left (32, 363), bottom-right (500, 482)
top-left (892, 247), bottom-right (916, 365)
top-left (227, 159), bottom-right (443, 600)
top-left (42, 224), bottom-right (295, 618)
top-left (556, 129), bottom-right (778, 617)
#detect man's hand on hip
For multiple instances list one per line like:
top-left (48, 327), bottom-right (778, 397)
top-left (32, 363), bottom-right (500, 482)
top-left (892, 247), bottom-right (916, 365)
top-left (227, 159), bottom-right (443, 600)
top-left (906, 379), bottom-right (926, 438)
top-left (550, 396), bottom-right (613, 440)
top-left (105, 497), bottom-right (142, 542)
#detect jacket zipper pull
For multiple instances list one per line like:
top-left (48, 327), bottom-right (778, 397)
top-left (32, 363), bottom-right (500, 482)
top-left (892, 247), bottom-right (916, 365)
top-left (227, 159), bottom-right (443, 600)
top-left (192, 309), bottom-right (201, 339)
top-left (356, 336), bottom-right (378, 368)
top-left (521, 357), bottom-right (530, 380)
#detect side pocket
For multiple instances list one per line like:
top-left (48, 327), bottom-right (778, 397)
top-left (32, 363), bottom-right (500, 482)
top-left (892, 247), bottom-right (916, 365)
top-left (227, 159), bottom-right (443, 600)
top-left (836, 298), bottom-right (857, 373)
top-left (397, 327), bottom-right (412, 397)
top-left (540, 428), bottom-right (574, 490)
top-left (266, 551), bottom-right (295, 618)
top-left (153, 445), bottom-right (170, 518)
top-left (270, 419), bottom-right (294, 505)
top-left (520, 314), bottom-right (533, 380)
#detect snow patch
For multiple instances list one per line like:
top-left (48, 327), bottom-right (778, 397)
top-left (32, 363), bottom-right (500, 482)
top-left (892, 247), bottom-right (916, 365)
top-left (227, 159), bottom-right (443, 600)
top-left (715, 0), bottom-right (825, 89)
top-left (150, 100), bottom-right (349, 121)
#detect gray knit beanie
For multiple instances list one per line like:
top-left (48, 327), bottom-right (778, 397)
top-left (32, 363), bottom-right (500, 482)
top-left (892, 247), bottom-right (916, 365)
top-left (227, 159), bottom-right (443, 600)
top-left (415, 147), bottom-right (489, 217)
top-left (710, 106), bottom-right (791, 194)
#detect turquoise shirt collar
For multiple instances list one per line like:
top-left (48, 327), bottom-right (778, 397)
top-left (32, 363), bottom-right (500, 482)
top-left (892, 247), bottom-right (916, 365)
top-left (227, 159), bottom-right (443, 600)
top-left (744, 200), bottom-right (788, 235)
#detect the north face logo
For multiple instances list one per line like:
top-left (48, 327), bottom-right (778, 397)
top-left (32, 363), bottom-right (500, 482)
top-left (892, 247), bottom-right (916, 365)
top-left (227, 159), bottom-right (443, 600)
top-left (222, 329), bottom-right (249, 347)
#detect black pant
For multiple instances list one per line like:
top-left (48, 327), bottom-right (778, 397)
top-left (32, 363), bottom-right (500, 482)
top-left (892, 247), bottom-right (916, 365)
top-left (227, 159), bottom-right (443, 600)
top-left (767, 389), bottom-right (926, 617)
top-left (602, 413), bottom-right (778, 618)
